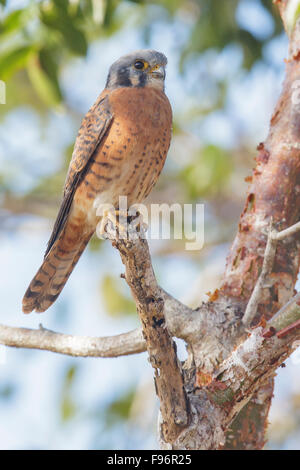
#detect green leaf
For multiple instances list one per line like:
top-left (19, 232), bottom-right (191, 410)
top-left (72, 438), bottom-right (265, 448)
top-left (181, 145), bottom-right (233, 199)
top-left (64, 365), bottom-right (77, 389)
top-left (0, 45), bottom-right (34, 80)
top-left (180, 0), bottom-right (273, 70)
top-left (60, 365), bottom-right (78, 422)
top-left (101, 275), bottom-right (136, 317)
top-left (61, 396), bottom-right (77, 422)
top-left (88, 233), bottom-right (104, 251)
top-left (39, 47), bottom-right (60, 87)
top-left (40, 3), bottom-right (88, 56)
top-left (0, 383), bottom-right (16, 400)
top-left (103, 0), bottom-right (119, 28)
top-left (104, 389), bottom-right (135, 428)
top-left (237, 30), bottom-right (262, 70)
top-left (0, 9), bottom-right (26, 35)
top-left (52, 0), bottom-right (69, 10)
top-left (27, 52), bottom-right (62, 106)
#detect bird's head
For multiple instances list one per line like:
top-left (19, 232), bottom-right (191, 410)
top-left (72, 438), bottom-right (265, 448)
top-left (106, 49), bottom-right (167, 92)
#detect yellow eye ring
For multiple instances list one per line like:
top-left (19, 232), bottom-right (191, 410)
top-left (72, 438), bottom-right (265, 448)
top-left (134, 60), bottom-right (149, 70)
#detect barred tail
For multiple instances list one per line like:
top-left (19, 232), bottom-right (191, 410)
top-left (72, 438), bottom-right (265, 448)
top-left (22, 228), bottom-right (93, 314)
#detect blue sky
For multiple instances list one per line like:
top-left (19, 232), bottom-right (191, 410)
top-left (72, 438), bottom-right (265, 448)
top-left (0, 0), bottom-right (299, 450)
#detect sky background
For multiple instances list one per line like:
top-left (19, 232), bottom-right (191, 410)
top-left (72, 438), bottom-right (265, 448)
top-left (0, 0), bottom-right (300, 449)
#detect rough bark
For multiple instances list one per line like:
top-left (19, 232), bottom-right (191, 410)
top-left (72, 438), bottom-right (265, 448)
top-left (217, 0), bottom-right (300, 447)
top-left (221, 55), bottom-right (300, 321)
top-left (106, 229), bottom-right (189, 443)
top-left (224, 379), bottom-right (274, 450)
top-left (1, 0), bottom-right (300, 451)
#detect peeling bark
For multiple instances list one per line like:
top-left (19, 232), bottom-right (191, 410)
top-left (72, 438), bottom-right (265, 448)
top-left (213, 1), bottom-right (300, 447)
top-left (223, 379), bottom-right (274, 450)
top-left (221, 62), bottom-right (300, 322)
top-left (1, 0), bottom-right (300, 451)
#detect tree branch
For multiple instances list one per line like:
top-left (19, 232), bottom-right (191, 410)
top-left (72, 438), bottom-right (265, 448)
top-left (243, 221), bottom-right (278, 327)
top-left (223, 378), bottom-right (274, 450)
top-left (215, 1), bottom-right (300, 447)
top-left (275, 220), bottom-right (300, 241)
top-left (105, 225), bottom-right (189, 443)
top-left (0, 323), bottom-right (146, 358)
top-left (2, 0), bottom-right (300, 451)
top-left (169, 322), bottom-right (300, 450)
top-left (243, 219), bottom-right (300, 327)
top-left (268, 291), bottom-right (300, 332)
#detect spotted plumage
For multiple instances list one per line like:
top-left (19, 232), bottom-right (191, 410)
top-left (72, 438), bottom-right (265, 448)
top-left (22, 49), bottom-right (172, 314)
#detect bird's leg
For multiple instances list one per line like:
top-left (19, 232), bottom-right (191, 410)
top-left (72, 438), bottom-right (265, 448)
top-left (127, 210), bottom-right (148, 240)
top-left (97, 209), bottom-right (129, 240)
top-left (97, 209), bottom-right (110, 239)
top-left (114, 209), bottom-right (129, 239)
top-left (97, 208), bottom-right (148, 241)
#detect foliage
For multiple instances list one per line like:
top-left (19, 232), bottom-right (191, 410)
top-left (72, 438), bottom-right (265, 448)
top-left (0, 0), bottom-right (284, 203)
top-left (0, 0), bottom-right (283, 107)
top-left (0, 382), bottom-right (16, 400)
top-left (181, 145), bottom-right (233, 199)
top-left (103, 388), bottom-right (136, 428)
top-left (101, 275), bottom-right (136, 317)
top-left (0, 0), bottom-right (294, 451)
top-left (60, 364), bottom-right (78, 422)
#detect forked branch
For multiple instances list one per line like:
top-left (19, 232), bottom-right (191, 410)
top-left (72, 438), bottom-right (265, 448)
top-left (105, 224), bottom-right (189, 444)
top-left (243, 220), bottom-right (300, 327)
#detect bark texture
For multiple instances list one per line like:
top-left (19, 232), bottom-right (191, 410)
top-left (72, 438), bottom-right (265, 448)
top-left (217, 1), bottom-right (300, 447)
top-left (1, 0), bottom-right (300, 451)
top-left (107, 231), bottom-right (189, 443)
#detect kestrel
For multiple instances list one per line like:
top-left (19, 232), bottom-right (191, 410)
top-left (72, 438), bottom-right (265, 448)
top-left (22, 49), bottom-right (172, 313)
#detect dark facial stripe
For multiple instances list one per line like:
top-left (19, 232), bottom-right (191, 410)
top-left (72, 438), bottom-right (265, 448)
top-left (106, 67), bottom-right (132, 88)
top-left (117, 67), bottom-right (132, 87)
top-left (138, 73), bottom-right (146, 87)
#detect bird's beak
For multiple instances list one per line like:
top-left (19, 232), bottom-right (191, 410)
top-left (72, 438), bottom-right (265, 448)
top-left (149, 64), bottom-right (165, 80)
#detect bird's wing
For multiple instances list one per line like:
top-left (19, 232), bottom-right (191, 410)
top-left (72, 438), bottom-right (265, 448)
top-left (45, 92), bottom-right (113, 257)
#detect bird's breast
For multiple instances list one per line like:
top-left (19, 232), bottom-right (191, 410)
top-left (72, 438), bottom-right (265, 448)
top-left (74, 86), bottom-right (172, 225)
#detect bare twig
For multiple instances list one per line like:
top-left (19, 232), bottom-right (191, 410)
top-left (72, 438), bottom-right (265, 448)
top-left (0, 294), bottom-right (200, 359)
top-left (0, 323), bottom-right (146, 358)
top-left (1, 225), bottom-right (299, 451)
top-left (168, 322), bottom-right (300, 450)
top-left (242, 222), bottom-right (278, 327)
top-left (267, 292), bottom-right (300, 332)
top-left (2, 0), bottom-right (300, 450)
top-left (218, 2), bottom-right (300, 444)
top-left (243, 219), bottom-right (300, 327)
top-left (274, 220), bottom-right (300, 241)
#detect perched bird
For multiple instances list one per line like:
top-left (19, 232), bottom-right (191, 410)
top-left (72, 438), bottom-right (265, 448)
top-left (22, 49), bottom-right (172, 314)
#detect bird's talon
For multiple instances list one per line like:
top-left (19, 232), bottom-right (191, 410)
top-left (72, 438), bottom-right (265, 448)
top-left (97, 209), bottom-right (130, 240)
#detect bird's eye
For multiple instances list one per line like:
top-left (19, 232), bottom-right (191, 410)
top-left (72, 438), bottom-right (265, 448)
top-left (134, 60), bottom-right (145, 70)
